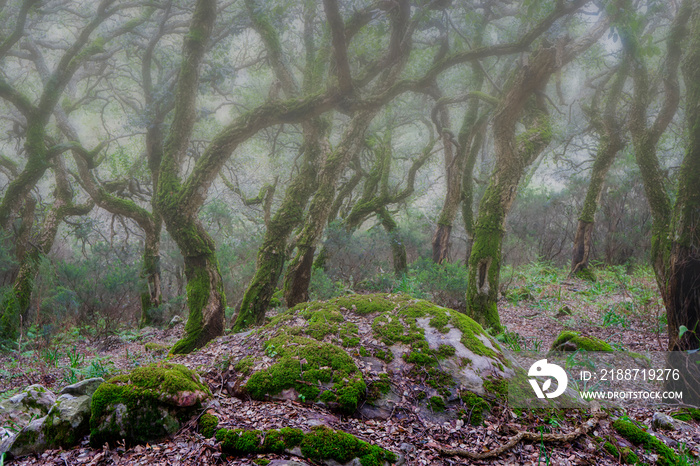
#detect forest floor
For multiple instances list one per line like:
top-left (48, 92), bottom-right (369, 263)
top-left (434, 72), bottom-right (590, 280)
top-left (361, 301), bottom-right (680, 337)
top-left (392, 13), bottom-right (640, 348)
top-left (1, 266), bottom-right (698, 465)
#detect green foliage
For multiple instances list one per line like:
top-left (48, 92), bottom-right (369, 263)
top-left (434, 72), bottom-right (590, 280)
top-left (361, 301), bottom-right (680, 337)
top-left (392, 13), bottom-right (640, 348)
top-left (309, 267), bottom-right (349, 301)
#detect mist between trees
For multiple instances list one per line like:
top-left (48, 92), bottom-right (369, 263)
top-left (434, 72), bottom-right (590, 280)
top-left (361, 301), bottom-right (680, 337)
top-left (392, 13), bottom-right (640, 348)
top-left (0, 0), bottom-right (697, 355)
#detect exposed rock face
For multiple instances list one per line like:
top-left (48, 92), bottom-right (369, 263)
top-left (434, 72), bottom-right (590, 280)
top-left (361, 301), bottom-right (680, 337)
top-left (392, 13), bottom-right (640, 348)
top-left (225, 293), bottom-right (517, 423)
top-left (0, 378), bottom-right (104, 458)
top-left (0, 384), bottom-right (56, 427)
top-left (89, 362), bottom-right (210, 447)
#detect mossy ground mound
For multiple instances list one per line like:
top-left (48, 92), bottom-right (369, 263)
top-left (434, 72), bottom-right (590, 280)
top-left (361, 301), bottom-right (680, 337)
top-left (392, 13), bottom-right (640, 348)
top-left (216, 425), bottom-right (397, 465)
top-left (229, 293), bottom-right (514, 421)
top-left (550, 330), bottom-right (613, 352)
top-left (90, 362), bottom-right (210, 447)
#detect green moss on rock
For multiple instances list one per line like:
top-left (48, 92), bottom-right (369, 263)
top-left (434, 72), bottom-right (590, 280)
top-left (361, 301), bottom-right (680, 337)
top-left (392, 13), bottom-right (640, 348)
top-left (428, 396), bottom-right (446, 412)
top-left (301, 426), bottom-right (397, 466)
top-left (90, 363), bottom-right (210, 447)
top-left (244, 334), bottom-right (365, 414)
top-left (551, 331), bottom-right (613, 352)
top-left (671, 408), bottom-right (700, 422)
top-left (199, 413), bottom-right (219, 438)
top-left (215, 426), bottom-right (396, 465)
top-left (459, 391), bottom-right (490, 425)
top-left (613, 419), bottom-right (678, 466)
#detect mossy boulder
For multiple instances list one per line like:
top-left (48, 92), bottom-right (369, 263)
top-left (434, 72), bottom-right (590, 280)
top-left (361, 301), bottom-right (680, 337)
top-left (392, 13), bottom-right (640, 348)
top-left (89, 362), bottom-right (210, 447)
top-left (1, 378), bottom-right (104, 458)
top-left (229, 294), bottom-right (515, 422)
top-left (550, 331), bottom-right (613, 352)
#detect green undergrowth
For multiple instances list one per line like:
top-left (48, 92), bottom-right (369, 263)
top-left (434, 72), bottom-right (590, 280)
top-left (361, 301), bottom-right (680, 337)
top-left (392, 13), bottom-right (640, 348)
top-left (216, 425), bottom-right (397, 465)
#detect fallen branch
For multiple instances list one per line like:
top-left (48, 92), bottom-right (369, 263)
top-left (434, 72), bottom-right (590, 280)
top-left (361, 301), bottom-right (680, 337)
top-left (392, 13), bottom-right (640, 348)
top-left (439, 405), bottom-right (607, 460)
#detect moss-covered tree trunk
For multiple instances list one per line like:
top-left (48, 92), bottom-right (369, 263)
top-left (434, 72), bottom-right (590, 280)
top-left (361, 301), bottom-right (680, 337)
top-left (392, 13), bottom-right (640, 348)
top-left (284, 111), bottom-right (377, 307)
top-left (232, 0), bottom-right (331, 330)
top-left (622, 0), bottom-right (690, 339)
top-left (171, 236), bottom-right (226, 354)
top-left (155, 0), bottom-right (222, 353)
top-left (233, 121), bottom-right (327, 330)
top-left (570, 61), bottom-right (628, 279)
top-left (466, 42), bottom-right (579, 331)
top-left (666, 2), bottom-right (700, 352)
top-left (140, 223), bottom-right (162, 327)
top-left (461, 114), bottom-right (488, 262)
top-left (1, 157), bottom-right (92, 342)
top-left (431, 69), bottom-right (485, 264)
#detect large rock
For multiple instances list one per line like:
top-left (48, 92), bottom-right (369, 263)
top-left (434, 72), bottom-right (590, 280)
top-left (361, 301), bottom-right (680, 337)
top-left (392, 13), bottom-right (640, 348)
top-left (226, 294), bottom-right (516, 422)
top-left (1, 378), bottom-right (104, 458)
top-left (89, 362), bottom-right (210, 447)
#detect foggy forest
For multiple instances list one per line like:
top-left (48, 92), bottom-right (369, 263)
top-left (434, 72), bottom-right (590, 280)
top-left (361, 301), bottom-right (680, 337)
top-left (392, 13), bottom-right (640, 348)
top-left (0, 0), bottom-right (699, 464)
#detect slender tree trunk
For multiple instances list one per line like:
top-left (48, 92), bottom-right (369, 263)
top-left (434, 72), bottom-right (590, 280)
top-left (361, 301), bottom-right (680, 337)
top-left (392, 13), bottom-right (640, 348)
top-left (377, 207), bottom-right (407, 275)
top-left (431, 54), bottom-right (486, 264)
top-left (570, 138), bottom-right (624, 278)
top-left (461, 115), bottom-right (488, 263)
top-left (570, 60), bottom-right (628, 278)
top-left (233, 120), bottom-right (327, 331)
top-left (139, 220), bottom-right (163, 327)
top-left (0, 157), bottom-right (92, 342)
top-left (284, 110), bottom-right (376, 307)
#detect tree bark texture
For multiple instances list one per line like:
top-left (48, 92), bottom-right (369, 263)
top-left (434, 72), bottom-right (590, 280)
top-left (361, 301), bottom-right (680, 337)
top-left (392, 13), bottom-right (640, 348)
top-left (667, 1), bottom-right (700, 352)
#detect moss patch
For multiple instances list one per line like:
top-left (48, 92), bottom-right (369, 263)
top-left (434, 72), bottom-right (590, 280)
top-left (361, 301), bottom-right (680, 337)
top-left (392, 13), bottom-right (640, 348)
top-left (215, 426), bottom-right (397, 465)
top-left (671, 408), bottom-right (700, 422)
top-left (459, 391), bottom-right (490, 425)
top-left (613, 419), bottom-right (678, 466)
top-left (366, 373), bottom-right (391, 401)
top-left (244, 333), bottom-right (365, 414)
top-left (428, 395), bottom-right (446, 412)
top-left (551, 331), bottom-right (613, 352)
top-left (198, 413), bottom-right (219, 438)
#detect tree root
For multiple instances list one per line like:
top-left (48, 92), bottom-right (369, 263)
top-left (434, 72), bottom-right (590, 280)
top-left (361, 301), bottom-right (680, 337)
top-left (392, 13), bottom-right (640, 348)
top-left (438, 406), bottom-right (607, 460)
